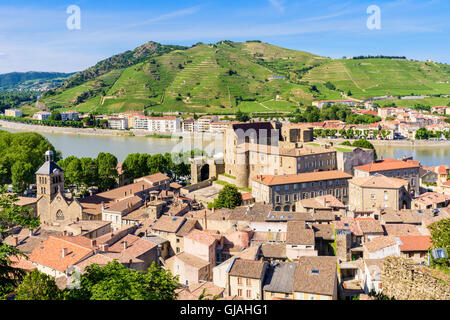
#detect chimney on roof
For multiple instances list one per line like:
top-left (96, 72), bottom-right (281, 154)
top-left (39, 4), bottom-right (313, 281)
top-left (29, 229), bottom-right (34, 237)
top-left (100, 244), bottom-right (109, 252)
top-left (13, 236), bottom-right (19, 246)
top-left (62, 248), bottom-right (69, 258)
top-left (91, 239), bottom-right (97, 247)
top-left (123, 241), bottom-right (127, 250)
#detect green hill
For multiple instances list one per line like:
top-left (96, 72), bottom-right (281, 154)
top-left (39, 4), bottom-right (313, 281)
top-left (35, 41), bottom-right (450, 114)
top-left (0, 72), bottom-right (75, 91)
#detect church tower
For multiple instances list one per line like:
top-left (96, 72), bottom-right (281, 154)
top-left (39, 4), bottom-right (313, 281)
top-left (36, 150), bottom-right (65, 198)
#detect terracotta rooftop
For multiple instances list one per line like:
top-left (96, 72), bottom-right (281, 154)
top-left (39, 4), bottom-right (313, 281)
top-left (151, 215), bottom-right (186, 233)
top-left (185, 229), bottom-right (218, 247)
top-left (356, 219), bottom-right (384, 234)
top-left (174, 252), bottom-right (210, 269)
top-left (414, 192), bottom-right (450, 206)
top-left (15, 196), bottom-right (38, 206)
top-left (364, 236), bottom-right (399, 253)
top-left (398, 236), bottom-right (432, 252)
top-left (293, 256), bottom-right (337, 296)
top-left (74, 254), bottom-right (113, 273)
top-left (229, 259), bottom-right (268, 279)
top-left (350, 175), bottom-right (409, 189)
top-left (138, 172), bottom-right (170, 184)
top-left (383, 224), bottom-right (422, 236)
top-left (286, 221), bottom-right (315, 246)
top-left (260, 243), bottom-right (287, 259)
top-left (252, 171), bottom-right (352, 186)
top-left (79, 181), bottom-right (154, 215)
top-left (355, 158), bottom-right (420, 172)
top-left (263, 262), bottom-right (298, 293)
top-left (176, 282), bottom-right (224, 300)
top-left (29, 236), bottom-right (94, 272)
top-left (175, 218), bottom-right (198, 237)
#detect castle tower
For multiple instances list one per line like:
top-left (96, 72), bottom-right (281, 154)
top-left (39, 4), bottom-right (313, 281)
top-left (36, 150), bottom-right (65, 198)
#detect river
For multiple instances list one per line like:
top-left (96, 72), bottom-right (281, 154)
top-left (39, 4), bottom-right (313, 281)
top-left (2, 128), bottom-right (450, 167)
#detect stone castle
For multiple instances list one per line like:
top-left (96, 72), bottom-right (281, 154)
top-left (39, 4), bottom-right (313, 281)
top-left (191, 121), bottom-right (374, 189)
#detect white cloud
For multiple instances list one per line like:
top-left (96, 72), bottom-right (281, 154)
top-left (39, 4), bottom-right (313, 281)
top-left (269, 0), bottom-right (285, 13)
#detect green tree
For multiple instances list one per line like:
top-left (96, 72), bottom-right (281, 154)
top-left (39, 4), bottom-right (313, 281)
top-left (80, 158), bottom-right (98, 188)
top-left (50, 111), bottom-right (62, 121)
top-left (215, 185), bottom-right (242, 209)
top-left (235, 110), bottom-right (250, 122)
top-left (65, 158), bottom-right (83, 189)
top-left (352, 139), bottom-right (378, 160)
top-left (14, 270), bottom-right (63, 300)
top-left (65, 261), bottom-right (179, 300)
top-left (96, 153), bottom-right (118, 191)
top-left (415, 127), bottom-right (430, 140)
top-left (0, 131), bottom-right (58, 185)
top-left (11, 161), bottom-right (35, 193)
top-left (428, 219), bottom-right (450, 250)
top-left (0, 186), bottom-right (40, 297)
top-left (340, 141), bottom-right (353, 147)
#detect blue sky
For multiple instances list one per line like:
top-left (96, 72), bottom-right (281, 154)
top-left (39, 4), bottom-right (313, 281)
top-left (0, 0), bottom-right (449, 73)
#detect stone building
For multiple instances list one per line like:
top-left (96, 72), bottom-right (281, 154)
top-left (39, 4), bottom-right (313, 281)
top-left (348, 175), bottom-right (412, 211)
top-left (251, 170), bottom-right (352, 211)
top-left (36, 150), bottom-right (85, 225)
top-left (222, 122), bottom-right (316, 189)
top-left (354, 158), bottom-right (420, 197)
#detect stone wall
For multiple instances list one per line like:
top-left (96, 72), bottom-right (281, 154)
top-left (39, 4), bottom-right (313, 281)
top-left (381, 256), bottom-right (450, 300)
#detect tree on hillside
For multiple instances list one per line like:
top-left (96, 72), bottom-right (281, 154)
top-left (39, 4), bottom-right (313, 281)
top-left (215, 185), bottom-right (243, 210)
top-left (14, 270), bottom-right (63, 300)
top-left (352, 139), bottom-right (378, 160)
top-left (65, 261), bottom-right (179, 300)
top-left (235, 110), bottom-right (250, 122)
top-left (0, 186), bottom-right (40, 297)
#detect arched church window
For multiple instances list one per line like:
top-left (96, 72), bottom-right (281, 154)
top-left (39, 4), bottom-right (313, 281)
top-left (56, 210), bottom-right (64, 221)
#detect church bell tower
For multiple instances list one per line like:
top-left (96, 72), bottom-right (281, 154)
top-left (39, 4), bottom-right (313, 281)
top-left (36, 150), bottom-right (65, 198)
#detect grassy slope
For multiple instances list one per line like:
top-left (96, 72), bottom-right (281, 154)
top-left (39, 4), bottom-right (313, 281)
top-left (35, 42), bottom-right (450, 114)
top-left (303, 58), bottom-right (450, 99)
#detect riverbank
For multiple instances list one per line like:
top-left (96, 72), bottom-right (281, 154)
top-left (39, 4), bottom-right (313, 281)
top-left (316, 137), bottom-right (450, 147)
top-left (2, 119), bottom-right (450, 148)
top-left (0, 119), bottom-right (223, 140)
top-left (0, 119), bottom-right (131, 137)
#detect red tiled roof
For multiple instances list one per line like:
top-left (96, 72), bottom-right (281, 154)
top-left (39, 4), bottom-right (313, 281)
top-left (29, 236), bottom-right (94, 272)
top-left (355, 158), bottom-right (420, 172)
top-left (252, 171), bottom-right (352, 186)
top-left (399, 236), bottom-right (432, 252)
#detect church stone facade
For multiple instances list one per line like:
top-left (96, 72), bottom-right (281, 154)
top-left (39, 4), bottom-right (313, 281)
top-left (36, 150), bottom-right (84, 225)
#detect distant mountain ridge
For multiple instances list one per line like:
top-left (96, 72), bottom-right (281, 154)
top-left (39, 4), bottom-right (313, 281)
top-left (0, 72), bottom-right (75, 91)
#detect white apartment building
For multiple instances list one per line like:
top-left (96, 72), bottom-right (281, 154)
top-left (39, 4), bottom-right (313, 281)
top-left (108, 117), bottom-right (128, 130)
top-left (4, 109), bottom-right (22, 118)
top-left (148, 117), bottom-right (181, 133)
top-left (133, 115), bottom-right (149, 130)
top-left (33, 111), bottom-right (52, 121)
top-left (210, 121), bottom-right (236, 133)
top-left (60, 111), bottom-right (79, 122)
top-left (197, 115), bottom-right (218, 132)
top-left (183, 118), bottom-right (196, 132)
